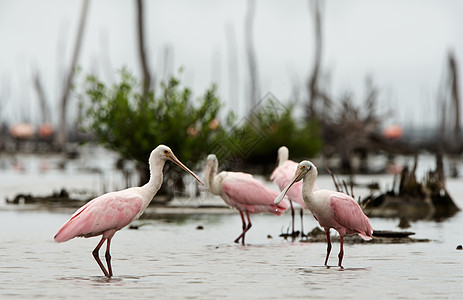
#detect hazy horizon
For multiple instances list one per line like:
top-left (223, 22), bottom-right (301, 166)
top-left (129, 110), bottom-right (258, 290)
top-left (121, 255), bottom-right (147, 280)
top-left (1, 0), bottom-right (463, 129)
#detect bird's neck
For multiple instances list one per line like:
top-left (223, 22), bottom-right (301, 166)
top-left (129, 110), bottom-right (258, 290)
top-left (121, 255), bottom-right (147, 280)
top-left (301, 173), bottom-right (317, 203)
top-left (207, 167), bottom-right (222, 195)
top-left (140, 157), bottom-right (165, 206)
top-left (278, 155), bottom-right (288, 167)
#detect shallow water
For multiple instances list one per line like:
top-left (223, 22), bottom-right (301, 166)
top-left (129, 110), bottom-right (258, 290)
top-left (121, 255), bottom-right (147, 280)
top-left (1, 150), bottom-right (463, 299)
top-left (1, 207), bottom-right (463, 299)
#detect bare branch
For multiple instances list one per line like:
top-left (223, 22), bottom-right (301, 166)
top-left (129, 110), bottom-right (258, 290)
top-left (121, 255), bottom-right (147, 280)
top-left (326, 167), bottom-right (341, 192)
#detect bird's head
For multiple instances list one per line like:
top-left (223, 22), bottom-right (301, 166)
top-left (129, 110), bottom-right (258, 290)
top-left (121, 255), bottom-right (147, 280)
top-left (276, 146), bottom-right (289, 166)
top-left (206, 154), bottom-right (218, 168)
top-left (274, 160), bottom-right (317, 205)
top-left (204, 154), bottom-right (219, 188)
top-left (294, 160), bottom-right (316, 181)
top-left (151, 145), bottom-right (204, 185)
top-left (152, 145), bottom-right (174, 160)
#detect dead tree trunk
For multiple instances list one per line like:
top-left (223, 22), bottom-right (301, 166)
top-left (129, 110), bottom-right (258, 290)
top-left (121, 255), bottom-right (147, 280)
top-left (33, 70), bottom-right (50, 124)
top-left (245, 0), bottom-right (259, 113)
top-left (225, 23), bottom-right (239, 114)
top-left (161, 45), bottom-right (173, 81)
top-left (136, 0), bottom-right (152, 100)
top-left (448, 51), bottom-right (461, 142)
top-left (306, 0), bottom-right (323, 119)
top-left (55, 0), bottom-right (90, 150)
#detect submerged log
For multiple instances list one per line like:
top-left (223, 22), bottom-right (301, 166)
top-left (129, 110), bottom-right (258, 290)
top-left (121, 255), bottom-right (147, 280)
top-left (6, 189), bottom-right (183, 209)
top-left (372, 230), bottom-right (415, 238)
top-left (300, 227), bottom-right (429, 244)
top-left (6, 189), bottom-right (90, 208)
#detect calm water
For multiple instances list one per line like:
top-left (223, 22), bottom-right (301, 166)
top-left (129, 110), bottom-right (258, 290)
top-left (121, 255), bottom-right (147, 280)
top-left (1, 149), bottom-right (463, 299)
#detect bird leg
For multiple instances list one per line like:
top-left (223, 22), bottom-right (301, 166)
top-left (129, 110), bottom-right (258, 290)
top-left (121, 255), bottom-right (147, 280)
top-left (324, 229), bottom-right (332, 267)
top-left (105, 237), bottom-right (113, 277)
top-left (242, 211), bottom-right (252, 245)
top-left (234, 211), bottom-right (247, 244)
top-left (338, 235), bottom-right (344, 269)
top-left (299, 209), bottom-right (305, 237)
top-left (289, 200), bottom-right (296, 239)
top-left (234, 211), bottom-right (252, 245)
top-left (92, 236), bottom-right (110, 277)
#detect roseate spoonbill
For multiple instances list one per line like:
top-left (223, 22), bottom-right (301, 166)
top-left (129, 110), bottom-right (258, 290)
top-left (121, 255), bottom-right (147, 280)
top-left (204, 154), bottom-right (288, 245)
top-left (274, 161), bottom-right (373, 268)
top-left (54, 145), bottom-right (204, 277)
top-left (270, 146), bottom-right (307, 238)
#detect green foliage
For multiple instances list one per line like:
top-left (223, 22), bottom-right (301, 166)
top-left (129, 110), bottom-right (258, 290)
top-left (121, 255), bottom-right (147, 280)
top-left (227, 101), bottom-right (323, 166)
top-left (81, 69), bottom-right (322, 190)
top-left (82, 69), bottom-right (228, 180)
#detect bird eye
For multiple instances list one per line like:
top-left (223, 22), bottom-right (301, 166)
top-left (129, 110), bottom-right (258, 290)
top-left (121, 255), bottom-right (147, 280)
top-left (164, 150), bottom-right (169, 154)
top-left (301, 165), bottom-right (306, 169)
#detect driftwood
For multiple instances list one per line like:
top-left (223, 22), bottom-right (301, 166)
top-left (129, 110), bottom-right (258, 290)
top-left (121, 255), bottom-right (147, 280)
top-left (361, 154), bottom-right (460, 219)
top-left (6, 189), bottom-right (89, 209)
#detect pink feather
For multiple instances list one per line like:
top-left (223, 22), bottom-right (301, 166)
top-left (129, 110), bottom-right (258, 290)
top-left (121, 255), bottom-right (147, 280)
top-left (222, 175), bottom-right (288, 215)
top-left (54, 192), bottom-right (143, 243)
top-left (328, 193), bottom-right (373, 240)
top-left (270, 160), bottom-right (305, 208)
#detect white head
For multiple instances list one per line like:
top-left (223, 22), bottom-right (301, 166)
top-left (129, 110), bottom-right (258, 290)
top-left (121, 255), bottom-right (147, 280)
top-left (292, 161), bottom-right (317, 181)
top-left (277, 146), bottom-right (289, 166)
top-left (150, 145), bottom-right (204, 185)
top-left (274, 160), bottom-right (317, 204)
top-left (204, 154), bottom-right (219, 188)
top-left (206, 154), bottom-right (218, 168)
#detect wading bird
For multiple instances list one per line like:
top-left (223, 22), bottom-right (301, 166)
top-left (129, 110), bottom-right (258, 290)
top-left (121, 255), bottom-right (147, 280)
top-left (274, 161), bottom-right (373, 268)
top-left (205, 154), bottom-right (288, 245)
top-left (54, 145), bottom-right (204, 277)
top-left (270, 146), bottom-right (307, 238)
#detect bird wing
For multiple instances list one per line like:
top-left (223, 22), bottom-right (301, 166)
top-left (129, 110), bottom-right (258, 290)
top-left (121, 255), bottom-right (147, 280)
top-left (270, 161), bottom-right (305, 207)
top-left (329, 193), bottom-right (373, 239)
top-left (270, 160), bottom-right (298, 183)
top-left (222, 175), bottom-right (288, 215)
top-left (228, 171), bottom-right (254, 180)
top-left (54, 191), bottom-right (143, 242)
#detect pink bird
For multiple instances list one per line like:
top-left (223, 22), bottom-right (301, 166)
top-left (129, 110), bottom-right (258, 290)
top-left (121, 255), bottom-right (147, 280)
top-left (54, 145), bottom-right (204, 277)
top-left (270, 146), bottom-right (307, 238)
top-left (204, 154), bottom-right (288, 245)
top-left (274, 161), bottom-right (373, 268)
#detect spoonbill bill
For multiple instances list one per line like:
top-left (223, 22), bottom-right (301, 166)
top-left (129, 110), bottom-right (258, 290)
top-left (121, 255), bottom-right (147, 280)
top-left (205, 154), bottom-right (288, 245)
top-left (54, 145), bottom-right (204, 277)
top-left (274, 161), bottom-right (373, 268)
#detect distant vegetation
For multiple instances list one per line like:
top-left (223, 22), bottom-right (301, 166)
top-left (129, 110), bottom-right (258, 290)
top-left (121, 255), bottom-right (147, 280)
top-left (231, 101), bottom-right (322, 172)
top-left (81, 69), bottom-right (323, 192)
top-left (82, 69), bottom-right (228, 189)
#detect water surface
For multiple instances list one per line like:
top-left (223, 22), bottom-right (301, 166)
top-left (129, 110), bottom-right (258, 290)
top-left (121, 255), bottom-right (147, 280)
top-left (1, 208), bottom-right (463, 299)
top-left (1, 150), bottom-right (463, 299)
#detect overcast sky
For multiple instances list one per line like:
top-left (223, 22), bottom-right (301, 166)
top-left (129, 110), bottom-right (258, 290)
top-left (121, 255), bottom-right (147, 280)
top-left (1, 0), bottom-right (463, 128)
